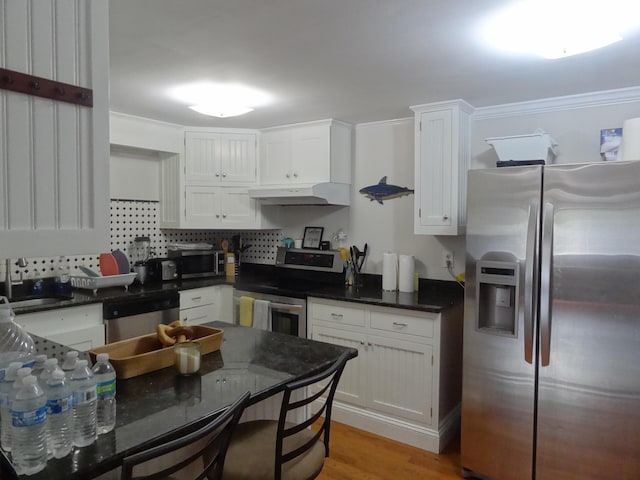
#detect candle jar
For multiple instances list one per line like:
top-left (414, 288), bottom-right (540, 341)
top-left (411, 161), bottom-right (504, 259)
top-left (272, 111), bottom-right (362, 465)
top-left (174, 341), bottom-right (201, 376)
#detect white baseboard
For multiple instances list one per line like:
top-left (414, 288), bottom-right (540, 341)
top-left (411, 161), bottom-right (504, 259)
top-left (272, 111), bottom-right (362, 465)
top-left (325, 400), bottom-right (460, 454)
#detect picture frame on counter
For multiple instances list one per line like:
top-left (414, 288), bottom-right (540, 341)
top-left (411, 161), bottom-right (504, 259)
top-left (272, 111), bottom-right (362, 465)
top-left (302, 226), bottom-right (324, 249)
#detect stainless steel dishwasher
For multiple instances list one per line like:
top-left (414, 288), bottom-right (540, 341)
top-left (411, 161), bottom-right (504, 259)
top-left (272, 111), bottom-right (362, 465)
top-left (102, 290), bottom-right (180, 343)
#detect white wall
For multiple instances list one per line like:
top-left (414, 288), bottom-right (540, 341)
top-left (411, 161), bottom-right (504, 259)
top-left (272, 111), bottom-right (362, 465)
top-left (274, 87), bottom-right (640, 281)
top-left (471, 91), bottom-right (640, 168)
top-left (275, 118), bottom-right (465, 281)
top-left (110, 145), bottom-right (161, 201)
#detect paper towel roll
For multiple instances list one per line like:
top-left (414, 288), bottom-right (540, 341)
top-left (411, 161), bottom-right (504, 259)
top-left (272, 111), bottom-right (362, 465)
top-left (382, 253), bottom-right (398, 291)
top-left (398, 254), bottom-right (415, 293)
top-left (621, 117), bottom-right (640, 161)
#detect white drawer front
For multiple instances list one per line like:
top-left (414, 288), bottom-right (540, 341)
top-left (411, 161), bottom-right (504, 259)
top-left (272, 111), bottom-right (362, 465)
top-left (309, 302), bottom-right (365, 327)
top-left (181, 305), bottom-right (214, 326)
top-left (370, 311), bottom-right (434, 338)
top-left (180, 287), bottom-right (217, 309)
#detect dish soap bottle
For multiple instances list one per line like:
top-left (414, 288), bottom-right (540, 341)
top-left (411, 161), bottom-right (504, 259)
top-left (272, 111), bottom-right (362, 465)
top-left (54, 256), bottom-right (71, 296)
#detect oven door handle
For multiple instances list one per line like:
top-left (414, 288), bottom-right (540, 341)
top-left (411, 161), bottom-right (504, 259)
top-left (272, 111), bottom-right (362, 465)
top-left (269, 302), bottom-right (303, 313)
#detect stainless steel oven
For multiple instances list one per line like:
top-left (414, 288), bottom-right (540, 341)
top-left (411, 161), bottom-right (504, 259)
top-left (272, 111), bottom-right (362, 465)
top-left (233, 290), bottom-right (306, 338)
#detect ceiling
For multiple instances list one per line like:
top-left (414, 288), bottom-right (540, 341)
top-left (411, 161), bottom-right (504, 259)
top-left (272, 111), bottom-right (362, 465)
top-left (108, 0), bottom-right (640, 129)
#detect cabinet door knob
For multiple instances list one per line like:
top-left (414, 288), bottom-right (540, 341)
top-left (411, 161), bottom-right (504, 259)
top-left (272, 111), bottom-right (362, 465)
top-left (285, 173), bottom-right (291, 178)
top-left (215, 172), bottom-right (220, 177)
top-left (443, 214), bottom-right (449, 220)
top-left (222, 173), bottom-right (227, 178)
top-left (222, 214), bottom-right (227, 218)
top-left (216, 214), bottom-right (220, 218)
top-left (293, 172), bottom-right (298, 178)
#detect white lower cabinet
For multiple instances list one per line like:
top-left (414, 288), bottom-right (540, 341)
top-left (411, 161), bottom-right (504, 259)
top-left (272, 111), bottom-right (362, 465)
top-left (16, 304), bottom-right (105, 351)
top-left (179, 285), bottom-right (234, 326)
top-left (308, 297), bottom-right (462, 453)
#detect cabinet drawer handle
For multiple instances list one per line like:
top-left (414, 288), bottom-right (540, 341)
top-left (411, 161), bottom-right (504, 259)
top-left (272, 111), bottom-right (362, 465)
top-left (330, 313), bottom-right (343, 319)
top-left (191, 296), bottom-right (202, 301)
top-left (393, 322), bottom-right (408, 327)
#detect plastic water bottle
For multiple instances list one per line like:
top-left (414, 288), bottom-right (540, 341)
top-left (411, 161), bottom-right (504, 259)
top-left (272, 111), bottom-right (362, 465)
top-left (70, 360), bottom-right (97, 447)
top-left (0, 362), bottom-right (22, 451)
top-left (61, 350), bottom-right (79, 372)
top-left (31, 355), bottom-right (47, 378)
top-left (11, 375), bottom-right (47, 475)
top-left (44, 370), bottom-right (72, 458)
top-left (2, 367), bottom-right (32, 452)
top-left (92, 353), bottom-right (116, 434)
top-left (0, 297), bottom-right (36, 380)
top-left (39, 358), bottom-right (60, 384)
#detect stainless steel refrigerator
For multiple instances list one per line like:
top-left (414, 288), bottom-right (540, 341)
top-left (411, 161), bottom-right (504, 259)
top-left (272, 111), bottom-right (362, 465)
top-left (461, 161), bottom-right (640, 480)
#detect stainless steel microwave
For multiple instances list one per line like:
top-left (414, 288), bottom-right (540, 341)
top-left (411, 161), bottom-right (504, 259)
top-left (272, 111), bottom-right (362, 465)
top-left (168, 249), bottom-right (225, 279)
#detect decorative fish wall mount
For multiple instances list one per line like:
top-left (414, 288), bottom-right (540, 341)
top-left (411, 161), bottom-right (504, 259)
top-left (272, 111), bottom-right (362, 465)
top-left (359, 176), bottom-right (414, 204)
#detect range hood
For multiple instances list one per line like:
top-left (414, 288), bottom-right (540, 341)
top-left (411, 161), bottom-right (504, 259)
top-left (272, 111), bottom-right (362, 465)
top-left (248, 182), bottom-right (350, 206)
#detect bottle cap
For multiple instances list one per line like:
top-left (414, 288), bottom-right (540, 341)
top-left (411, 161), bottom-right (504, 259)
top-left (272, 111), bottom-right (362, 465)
top-left (44, 358), bottom-right (58, 366)
top-left (17, 367), bottom-right (32, 377)
top-left (51, 370), bottom-right (65, 381)
top-left (97, 353), bottom-right (109, 363)
top-left (23, 375), bottom-right (37, 385)
top-left (5, 363), bottom-right (22, 381)
top-left (76, 359), bottom-right (88, 367)
top-left (35, 354), bottom-right (47, 363)
top-left (66, 351), bottom-right (79, 358)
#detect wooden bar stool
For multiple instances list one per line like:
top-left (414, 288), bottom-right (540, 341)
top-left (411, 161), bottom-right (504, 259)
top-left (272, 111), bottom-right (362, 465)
top-left (120, 391), bottom-right (251, 480)
top-left (222, 351), bottom-right (351, 480)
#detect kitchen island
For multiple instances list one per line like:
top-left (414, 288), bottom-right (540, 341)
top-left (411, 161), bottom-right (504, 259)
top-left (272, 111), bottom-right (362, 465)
top-left (0, 322), bottom-right (357, 479)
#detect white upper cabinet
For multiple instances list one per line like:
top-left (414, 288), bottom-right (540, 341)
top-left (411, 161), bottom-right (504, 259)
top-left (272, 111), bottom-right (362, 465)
top-left (412, 100), bottom-right (473, 236)
top-left (0, 0), bottom-right (110, 257)
top-left (185, 131), bottom-right (256, 184)
top-left (259, 120), bottom-right (351, 185)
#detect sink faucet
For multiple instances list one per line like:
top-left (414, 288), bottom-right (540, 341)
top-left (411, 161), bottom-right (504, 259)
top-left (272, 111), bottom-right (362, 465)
top-left (4, 258), bottom-right (27, 300)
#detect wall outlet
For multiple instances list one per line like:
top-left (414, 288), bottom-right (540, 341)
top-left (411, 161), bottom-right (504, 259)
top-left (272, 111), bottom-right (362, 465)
top-left (442, 250), bottom-right (454, 269)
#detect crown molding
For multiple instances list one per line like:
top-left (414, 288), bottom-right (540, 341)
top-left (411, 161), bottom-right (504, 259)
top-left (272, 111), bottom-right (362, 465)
top-left (473, 86), bottom-right (640, 120)
top-left (355, 117), bottom-right (412, 129)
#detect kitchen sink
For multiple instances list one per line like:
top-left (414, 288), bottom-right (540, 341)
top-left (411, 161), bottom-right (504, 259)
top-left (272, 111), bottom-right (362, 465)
top-left (10, 297), bottom-right (63, 309)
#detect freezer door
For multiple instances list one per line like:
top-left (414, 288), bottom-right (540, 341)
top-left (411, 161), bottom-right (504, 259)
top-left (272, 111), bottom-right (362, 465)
top-left (536, 161), bottom-right (640, 479)
top-left (461, 166), bottom-right (540, 480)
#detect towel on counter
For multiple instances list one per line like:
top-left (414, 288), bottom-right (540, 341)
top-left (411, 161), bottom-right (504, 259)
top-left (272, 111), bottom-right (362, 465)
top-left (239, 296), bottom-right (254, 327)
top-left (253, 299), bottom-right (270, 331)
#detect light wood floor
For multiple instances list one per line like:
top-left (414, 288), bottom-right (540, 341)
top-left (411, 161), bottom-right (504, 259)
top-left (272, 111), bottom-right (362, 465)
top-left (316, 421), bottom-right (463, 480)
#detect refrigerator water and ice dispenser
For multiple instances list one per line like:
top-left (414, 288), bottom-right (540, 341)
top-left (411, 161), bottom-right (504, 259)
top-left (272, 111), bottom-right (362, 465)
top-left (476, 260), bottom-right (519, 336)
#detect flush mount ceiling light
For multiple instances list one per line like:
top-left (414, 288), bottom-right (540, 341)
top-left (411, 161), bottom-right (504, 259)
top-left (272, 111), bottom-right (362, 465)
top-left (481, 0), bottom-right (640, 59)
top-left (169, 82), bottom-right (272, 118)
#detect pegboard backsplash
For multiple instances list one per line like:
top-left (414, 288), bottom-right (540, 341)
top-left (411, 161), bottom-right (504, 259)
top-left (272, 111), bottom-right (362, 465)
top-left (2, 200), bottom-right (282, 280)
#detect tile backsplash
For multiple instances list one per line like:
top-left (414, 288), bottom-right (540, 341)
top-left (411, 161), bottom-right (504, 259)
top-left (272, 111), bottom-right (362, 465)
top-left (2, 200), bottom-right (281, 280)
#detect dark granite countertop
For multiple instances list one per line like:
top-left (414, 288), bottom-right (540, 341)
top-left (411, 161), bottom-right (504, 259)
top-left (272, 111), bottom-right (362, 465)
top-left (0, 322), bottom-right (357, 479)
top-left (9, 265), bottom-right (464, 316)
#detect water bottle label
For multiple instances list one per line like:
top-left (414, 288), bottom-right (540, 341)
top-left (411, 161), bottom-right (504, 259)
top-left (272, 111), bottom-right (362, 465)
top-left (46, 394), bottom-right (72, 415)
top-left (0, 369), bottom-right (5, 383)
top-left (0, 392), bottom-right (7, 407)
top-left (72, 386), bottom-right (97, 405)
top-left (12, 405), bottom-right (47, 427)
top-left (96, 379), bottom-right (116, 397)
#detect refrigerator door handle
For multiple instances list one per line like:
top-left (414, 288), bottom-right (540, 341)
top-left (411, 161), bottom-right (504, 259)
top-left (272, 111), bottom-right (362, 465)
top-left (523, 203), bottom-right (538, 364)
top-left (540, 202), bottom-right (554, 367)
